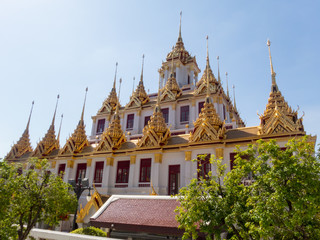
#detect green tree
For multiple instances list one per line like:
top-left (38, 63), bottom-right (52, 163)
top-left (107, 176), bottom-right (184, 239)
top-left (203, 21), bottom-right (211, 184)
top-left (176, 137), bottom-right (320, 240)
top-left (0, 158), bottom-right (77, 240)
top-left (71, 226), bottom-right (107, 237)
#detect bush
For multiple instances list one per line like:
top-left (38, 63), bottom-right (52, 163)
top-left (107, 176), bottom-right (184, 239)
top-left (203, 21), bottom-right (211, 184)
top-left (71, 226), bottom-right (107, 237)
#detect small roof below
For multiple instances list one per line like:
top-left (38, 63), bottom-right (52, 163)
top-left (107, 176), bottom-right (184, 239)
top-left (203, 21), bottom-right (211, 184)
top-left (226, 126), bottom-right (259, 139)
top-left (90, 195), bottom-right (182, 236)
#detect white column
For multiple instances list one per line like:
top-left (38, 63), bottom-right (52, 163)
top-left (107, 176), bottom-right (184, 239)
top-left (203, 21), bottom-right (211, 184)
top-left (128, 156), bottom-right (136, 188)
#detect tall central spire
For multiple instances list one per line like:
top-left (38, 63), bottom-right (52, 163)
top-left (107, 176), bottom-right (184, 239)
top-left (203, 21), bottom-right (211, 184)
top-left (140, 54), bottom-right (145, 82)
top-left (80, 87), bottom-right (88, 124)
top-left (178, 11), bottom-right (182, 41)
top-left (51, 95), bottom-right (59, 126)
top-left (267, 39), bottom-right (278, 92)
top-left (26, 101), bottom-right (34, 131)
top-left (113, 62), bottom-right (118, 90)
top-left (206, 36), bottom-right (210, 98)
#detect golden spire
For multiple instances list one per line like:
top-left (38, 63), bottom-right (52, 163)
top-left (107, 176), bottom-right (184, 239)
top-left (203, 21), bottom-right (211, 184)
top-left (190, 37), bottom-right (225, 142)
top-left (217, 56), bottom-right (221, 83)
top-left (126, 55), bottom-right (149, 108)
top-left (166, 12), bottom-right (194, 64)
top-left (232, 84), bottom-right (237, 110)
top-left (225, 72), bottom-right (230, 98)
top-left (206, 36), bottom-right (211, 99)
top-left (138, 75), bottom-right (170, 148)
top-left (267, 39), bottom-right (278, 92)
top-left (57, 114), bottom-right (63, 143)
top-left (33, 95), bottom-right (60, 157)
top-left (60, 88), bottom-right (89, 155)
top-left (113, 62), bottom-right (118, 90)
top-left (161, 47), bottom-right (182, 101)
top-left (6, 101), bottom-right (34, 160)
top-left (98, 62), bottom-right (119, 113)
top-left (259, 40), bottom-right (303, 135)
top-left (194, 36), bottom-right (218, 95)
top-left (141, 54), bottom-right (145, 82)
top-left (178, 11), bottom-right (182, 42)
top-left (96, 78), bottom-right (126, 152)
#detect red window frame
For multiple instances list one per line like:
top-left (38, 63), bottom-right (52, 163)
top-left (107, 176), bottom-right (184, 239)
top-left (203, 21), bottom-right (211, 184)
top-left (180, 105), bottom-right (189, 123)
top-left (58, 163), bottom-right (66, 178)
top-left (198, 101), bottom-right (205, 114)
top-left (116, 160), bottom-right (130, 184)
top-left (96, 119), bottom-right (105, 134)
top-left (76, 163), bottom-right (87, 183)
top-left (168, 165), bottom-right (180, 195)
top-left (94, 161), bottom-right (104, 186)
top-left (197, 154), bottom-right (211, 179)
top-left (230, 152), bottom-right (249, 170)
top-left (139, 158), bottom-right (151, 183)
top-left (144, 116), bottom-right (151, 126)
top-left (126, 114), bottom-right (134, 129)
top-left (161, 108), bottom-right (169, 123)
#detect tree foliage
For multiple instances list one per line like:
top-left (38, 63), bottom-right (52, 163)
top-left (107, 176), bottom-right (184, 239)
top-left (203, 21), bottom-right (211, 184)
top-left (176, 137), bottom-right (320, 240)
top-left (0, 158), bottom-right (77, 240)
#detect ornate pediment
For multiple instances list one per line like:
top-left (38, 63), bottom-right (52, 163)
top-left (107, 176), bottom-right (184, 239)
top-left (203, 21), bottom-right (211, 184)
top-left (137, 104), bottom-right (171, 148)
top-left (98, 88), bottom-right (118, 114)
top-left (33, 125), bottom-right (59, 157)
top-left (96, 112), bottom-right (126, 152)
top-left (6, 129), bottom-right (33, 160)
top-left (259, 104), bottom-right (303, 135)
top-left (194, 64), bottom-right (220, 96)
top-left (126, 79), bottom-right (149, 108)
top-left (190, 97), bottom-right (225, 142)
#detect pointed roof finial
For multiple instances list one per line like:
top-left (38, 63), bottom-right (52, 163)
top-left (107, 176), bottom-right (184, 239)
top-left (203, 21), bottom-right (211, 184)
top-left (178, 11), bottom-right (182, 41)
top-left (206, 36), bottom-right (210, 98)
top-left (232, 84), bottom-right (237, 110)
top-left (225, 72), bottom-right (230, 98)
top-left (206, 35), bottom-right (210, 68)
top-left (157, 73), bottom-right (161, 105)
top-left (80, 87), bottom-right (88, 123)
top-left (267, 39), bottom-right (277, 90)
top-left (113, 62), bottom-right (118, 89)
top-left (57, 114), bottom-right (63, 142)
top-left (217, 56), bottom-right (221, 83)
top-left (171, 46), bottom-right (175, 76)
top-left (140, 54), bottom-right (145, 82)
top-left (26, 101), bottom-right (34, 130)
top-left (132, 77), bottom-right (135, 93)
top-left (115, 78), bottom-right (122, 115)
top-left (51, 94), bottom-right (59, 126)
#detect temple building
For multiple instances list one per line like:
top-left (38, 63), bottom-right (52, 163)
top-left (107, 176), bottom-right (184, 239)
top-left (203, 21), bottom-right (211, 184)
top-left (5, 15), bottom-right (315, 226)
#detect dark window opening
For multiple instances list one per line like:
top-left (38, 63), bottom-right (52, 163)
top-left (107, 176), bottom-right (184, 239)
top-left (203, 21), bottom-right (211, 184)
top-left (198, 101), bottom-right (205, 114)
top-left (230, 152), bottom-right (249, 170)
top-left (161, 108), bottom-right (169, 124)
top-left (197, 154), bottom-right (211, 179)
top-left (223, 105), bottom-right (226, 120)
top-left (96, 119), bottom-right (105, 134)
top-left (94, 161), bottom-right (104, 186)
top-left (116, 160), bottom-right (130, 184)
top-left (168, 165), bottom-right (180, 195)
top-left (76, 163), bottom-right (87, 183)
top-left (180, 105), bottom-right (189, 123)
top-left (126, 114), bottom-right (134, 129)
top-left (144, 116), bottom-right (151, 127)
top-left (58, 163), bottom-right (66, 178)
top-left (139, 158), bottom-right (151, 183)
top-left (187, 75), bottom-right (190, 84)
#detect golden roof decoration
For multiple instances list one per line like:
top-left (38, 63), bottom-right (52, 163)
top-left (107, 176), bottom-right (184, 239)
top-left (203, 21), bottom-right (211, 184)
top-left (98, 63), bottom-right (119, 114)
top-left (160, 50), bottom-right (182, 101)
top-left (6, 101), bottom-right (34, 160)
top-left (96, 79), bottom-right (126, 152)
top-left (33, 95), bottom-right (60, 157)
top-left (194, 38), bottom-right (221, 96)
top-left (77, 185), bottom-right (108, 223)
top-left (166, 12), bottom-right (195, 65)
top-left (60, 88), bottom-right (89, 155)
top-left (259, 40), bottom-right (303, 135)
top-left (126, 55), bottom-right (150, 108)
top-left (138, 78), bottom-right (171, 148)
top-left (190, 36), bottom-right (226, 142)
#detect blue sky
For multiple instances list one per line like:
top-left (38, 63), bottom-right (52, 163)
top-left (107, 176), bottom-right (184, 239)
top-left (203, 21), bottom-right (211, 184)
top-left (0, 0), bottom-right (319, 158)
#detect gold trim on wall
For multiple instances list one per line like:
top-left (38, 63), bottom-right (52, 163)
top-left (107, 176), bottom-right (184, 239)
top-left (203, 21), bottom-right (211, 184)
top-left (185, 151), bottom-right (192, 161)
top-left (154, 153), bottom-right (162, 163)
top-left (106, 157), bottom-right (114, 166)
top-left (130, 155), bottom-right (136, 164)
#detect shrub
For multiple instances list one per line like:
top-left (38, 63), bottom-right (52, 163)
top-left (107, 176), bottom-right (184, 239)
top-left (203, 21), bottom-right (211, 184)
top-left (71, 226), bottom-right (107, 237)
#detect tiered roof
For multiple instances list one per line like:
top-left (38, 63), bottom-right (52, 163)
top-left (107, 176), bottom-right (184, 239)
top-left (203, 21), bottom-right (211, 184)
top-left (33, 95), bottom-right (60, 157)
top-left (259, 40), bottom-right (304, 135)
top-left (59, 88), bottom-right (89, 155)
